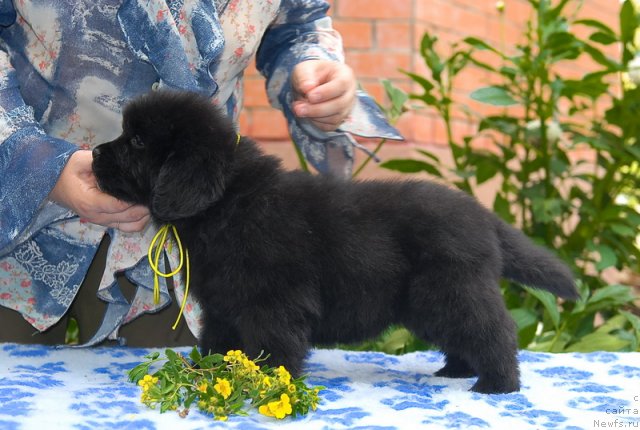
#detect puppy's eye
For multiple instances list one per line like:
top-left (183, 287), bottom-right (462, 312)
top-left (130, 135), bottom-right (144, 149)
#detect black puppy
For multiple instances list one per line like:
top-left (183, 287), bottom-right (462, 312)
top-left (92, 91), bottom-right (578, 394)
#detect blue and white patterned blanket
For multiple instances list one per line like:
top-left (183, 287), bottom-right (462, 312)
top-left (1, 343), bottom-right (639, 429)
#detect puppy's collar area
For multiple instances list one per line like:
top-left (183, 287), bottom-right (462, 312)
top-left (148, 224), bottom-right (190, 330)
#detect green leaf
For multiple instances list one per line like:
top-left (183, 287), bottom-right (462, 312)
top-left (524, 287), bottom-right (561, 329)
top-left (475, 158), bottom-right (499, 184)
top-left (415, 149), bottom-right (440, 163)
top-left (128, 362), bottom-right (152, 383)
top-left (547, 0), bottom-right (571, 21)
top-left (470, 86), bottom-right (518, 106)
top-left (510, 307), bottom-right (539, 348)
top-left (510, 307), bottom-right (539, 330)
top-left (547, 32), bottom-right (582, 61)
top-left (594, 243), bottom-right (618, 271)
top-left (581, 43), bottom-right (620, 70)
top-left (493, 194), bottom-right (515, 224)
top-left (583, 284), bottom-right (636, 314)
top-left (595, 315), bottom-right (629, 334)
top-left (565, 332), bottom-right (630, 352)
top-left (419, 33), bottom-right (444, 83)
top-left (609, 222), bottom-right (637, 237)
top-left (550, 158), bottom-right (569, 176)
top-left (620, 0), bottom-right (638, 50)
top-left (463, 37), bottom-right (499, 53)
top-left (380, 159), bottom-right (442, 177)
top-left (382, 79), bottom-right (409, 118)
top-left (378, 327), bottom-right (415, 354)
top-left (574, 19), bottom-right (616, 37)
top-left (478, 116), bottom-right (519, 136)
top-left (165, 348), bottom-right (180, 363)
top-left (189, 346), bottom-right (202, 363)
top-left (589, 31), bottom-right (617, 45)
top-left (620, 310), bottom-right (640, 332)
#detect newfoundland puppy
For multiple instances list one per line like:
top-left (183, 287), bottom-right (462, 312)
top-left (92, 91), bottom-right (577, 394)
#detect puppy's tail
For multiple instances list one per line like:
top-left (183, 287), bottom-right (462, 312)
top-left (496, 219), bottom-right (579, 300)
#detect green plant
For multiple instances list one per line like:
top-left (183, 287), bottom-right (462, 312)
top-left (380, 0), bottom-right (640, 352)
top-left (128, 348), bottom-right (322, 421)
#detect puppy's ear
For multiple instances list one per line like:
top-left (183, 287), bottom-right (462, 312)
top-left (150, 151), bottom-right (228, 221)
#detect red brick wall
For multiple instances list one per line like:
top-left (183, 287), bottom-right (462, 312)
top-left (240, 1), bottom-right (619, 172)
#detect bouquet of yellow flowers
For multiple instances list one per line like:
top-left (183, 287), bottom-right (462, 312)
top-left (128, 347), bottom-right (322, 421)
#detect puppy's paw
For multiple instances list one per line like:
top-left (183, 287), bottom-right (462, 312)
top-left (434, 363), bottom-right (476, 379)
top-left (434, 355), bottom-right (477, 378)
top-left (470, 375), bottom-right (520, 394)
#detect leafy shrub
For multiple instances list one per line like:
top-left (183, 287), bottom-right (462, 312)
top-left (376, 0), bottom-right (640, 352)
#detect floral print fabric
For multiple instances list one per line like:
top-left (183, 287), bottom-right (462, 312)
top-left (0, 0), bottom-right (402, 343)
top-left (1, 344), bottom-right (639, 429)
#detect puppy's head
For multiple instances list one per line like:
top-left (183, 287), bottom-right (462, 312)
top-left (92, 91), bottom-right (237, 222)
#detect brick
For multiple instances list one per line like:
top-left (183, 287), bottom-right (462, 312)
top-left (325, 0), bottom-right (335, 13)
top-left (358, 80), bottom-right (387, 104)
top-left (421, 0), bottom-right (491, 37)
top-left (247, 108), bottom-right (289, 141)
top-left (242, 77), bottom-right (269, 108)
top-left (346, 51), bottom-right (411, 79)
top-left (245, 58), bottom-right (261, 78)
top-left (416, 0), bottom-right (458, 25)
top-left (394, 110), bottom-right (419, 141)
top-left (336, 0), bottom-right (411, 19)
top-left (244, 0), bottom-right (621, 161)
top-left (503, 0), bottom-right (533, 26)
top-left (376, 21), bottom-right (412, 50)
top-left (334, 20), bottom-right (373, 49)
top-left (238, 109), bottom-right (250, 136)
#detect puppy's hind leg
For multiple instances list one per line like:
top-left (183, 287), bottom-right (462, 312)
top-left (402, 265), bottom-right (520, 394)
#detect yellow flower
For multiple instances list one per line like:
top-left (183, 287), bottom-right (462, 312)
top-left (241, 357), bottom-right (260, 372)
top-left (214, 378), bottom-right (232, 399)
top-left (258, 404), bottom-right (273, 418)
top-left (258, 394), bottom-right (293, 419)
top-left (197, 381), bottom-right (208, 393)
top-left (262, 376), bottom-right (272, 387)
top-left (287, 384), bottom-right (296, 393)
top-left (138, 374), bottom-right (158, 392)
top-left (223, 350), bottom-right (244, 363)
top-left (275, 366), bottom-right (291, 385)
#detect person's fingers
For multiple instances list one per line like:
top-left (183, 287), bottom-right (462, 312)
top-left (305, 72), bottom-right (355, 105)
top-left (291, 61), bottom-right (356, 131)
top-left (106, 212), bottom-right (151, 233)
top-left (50, 148), bottom-right (151, 232)
top-left (293, 94), bottom-right (353, 120)
top-left (291, 61), bottom-right (321, 97)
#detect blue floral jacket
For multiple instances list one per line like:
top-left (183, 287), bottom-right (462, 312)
top-left (0, 0), bottom-right (401, 344)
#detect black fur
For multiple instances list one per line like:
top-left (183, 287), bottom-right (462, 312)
top-left (92, 91), bottom-right (578, 394)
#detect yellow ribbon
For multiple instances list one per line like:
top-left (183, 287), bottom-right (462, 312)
top-left (148, 224), bottom-right (190, 330)
top-left (145, 133), bottom-right (238, 330)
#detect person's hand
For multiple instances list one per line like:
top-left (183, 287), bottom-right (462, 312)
top-left (49, 150), bottom-right (150, 232)
top-left (291, 59), bottom-right (357, 131)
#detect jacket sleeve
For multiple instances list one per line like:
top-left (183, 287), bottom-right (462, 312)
top-left (0, 5), bottom-right (77, 255)
top-left (255, 0), bottom-right (402, 177)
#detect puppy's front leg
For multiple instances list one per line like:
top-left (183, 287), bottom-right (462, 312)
top-left (199, 313), bottom-right (243, 356)
top-left (236, 309), bottom-right (311, 378)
